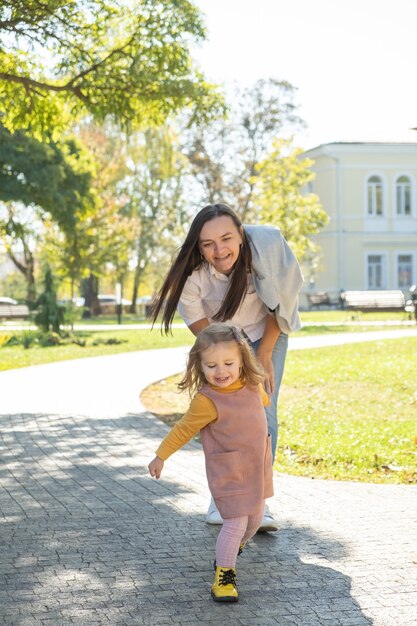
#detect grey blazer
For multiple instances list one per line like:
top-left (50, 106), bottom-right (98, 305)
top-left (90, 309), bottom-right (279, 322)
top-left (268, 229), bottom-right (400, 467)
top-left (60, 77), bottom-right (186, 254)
top-left (245, 224), bottom-right (304, 333)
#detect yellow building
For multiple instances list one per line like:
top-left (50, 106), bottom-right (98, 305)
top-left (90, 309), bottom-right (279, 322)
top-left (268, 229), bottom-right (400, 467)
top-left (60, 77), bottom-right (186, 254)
top-left (301, 142), bottom-right (417, 306)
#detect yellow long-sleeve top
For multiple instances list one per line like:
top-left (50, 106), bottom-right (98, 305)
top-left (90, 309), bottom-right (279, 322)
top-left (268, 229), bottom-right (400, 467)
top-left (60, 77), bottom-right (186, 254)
top-left (156, 379), bottom-right (269, 461)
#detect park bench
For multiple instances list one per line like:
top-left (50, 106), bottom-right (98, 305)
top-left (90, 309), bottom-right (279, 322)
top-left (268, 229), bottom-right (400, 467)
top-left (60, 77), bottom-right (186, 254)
top-left (341, 290), bottom-right (406, 312)
top-left (0, 303), bottom-right (30, 319)
top-left (306, 291), bottom-right (338, 310)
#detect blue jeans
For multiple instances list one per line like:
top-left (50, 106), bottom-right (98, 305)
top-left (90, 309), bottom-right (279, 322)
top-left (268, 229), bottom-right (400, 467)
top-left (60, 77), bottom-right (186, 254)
top-left (251, 332), bottom-right (288, 462)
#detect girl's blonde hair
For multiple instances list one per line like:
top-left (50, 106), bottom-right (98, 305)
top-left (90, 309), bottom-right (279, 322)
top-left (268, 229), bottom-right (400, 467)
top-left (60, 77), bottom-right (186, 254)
top-left (178, 323), bottom-right (265, 396)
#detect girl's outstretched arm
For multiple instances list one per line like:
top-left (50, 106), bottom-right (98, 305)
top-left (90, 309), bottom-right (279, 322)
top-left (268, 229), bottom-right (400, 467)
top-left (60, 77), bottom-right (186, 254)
top-left (148, 456), bottom-right (164, 479)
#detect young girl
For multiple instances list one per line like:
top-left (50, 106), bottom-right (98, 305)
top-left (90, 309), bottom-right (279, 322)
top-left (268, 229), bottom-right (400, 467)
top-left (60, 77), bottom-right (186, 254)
top-left (148, 323), bottom-right (274, 603)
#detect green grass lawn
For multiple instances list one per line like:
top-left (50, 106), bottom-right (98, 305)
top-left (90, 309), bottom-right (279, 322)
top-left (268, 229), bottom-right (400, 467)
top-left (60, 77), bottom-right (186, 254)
top-left (0, 327), bottom-right (194, 372)
top-left (1, 310), bottom-right (415, 372)
top-left (140, 336), bottom-right (417, 485)
top-left (277, 337), bottom-right (417, 484)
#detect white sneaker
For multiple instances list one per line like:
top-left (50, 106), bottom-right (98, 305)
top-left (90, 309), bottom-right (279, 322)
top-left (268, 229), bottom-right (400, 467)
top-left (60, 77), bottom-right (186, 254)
top-left (206, 497), bottom-right (223, 525)
top-left (257, 504), bottom-right (279, 533)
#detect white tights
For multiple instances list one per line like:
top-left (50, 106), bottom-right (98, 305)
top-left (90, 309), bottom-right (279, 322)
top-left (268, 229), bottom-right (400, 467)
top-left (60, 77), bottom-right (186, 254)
top-left (215, 500), bottom-right (264, 569)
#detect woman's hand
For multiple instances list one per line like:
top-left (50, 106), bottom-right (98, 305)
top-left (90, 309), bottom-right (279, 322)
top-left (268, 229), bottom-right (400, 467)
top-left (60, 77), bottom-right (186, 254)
top-left (256, 351), bottom-right (275, 395)
top-left (148, 456), bottom-right (164, 479)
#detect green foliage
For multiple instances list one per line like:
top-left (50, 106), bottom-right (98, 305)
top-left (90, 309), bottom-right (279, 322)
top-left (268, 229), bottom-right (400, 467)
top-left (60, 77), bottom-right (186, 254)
top-left (0, 123), bottom-right (93, 230)
top-left (0, 124), bottom-right (94, 301)
top-left (252, 139), bottom-right (329, 261)
top-left (61, 302), bottom-right (86, 328)
top-left (124, 125), bottom-right (191, 304)
top-left (183, 79), bottom-right (303, 218)
top-left (20, 330), bottom-right (38, 349)
top-left (91, 337), bottom-right (127, 346)
top-left (37, 331), bottom-right (62, 347)
top-left (0, 0), bottom-right (222, 135)
top-left (34, 267), bottom-right (65, 334)
top-left (0, 263), bottom-right (27, 300)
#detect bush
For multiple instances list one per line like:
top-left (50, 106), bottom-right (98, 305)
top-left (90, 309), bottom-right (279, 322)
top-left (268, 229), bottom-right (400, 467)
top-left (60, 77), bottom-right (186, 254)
top-left (34, 267), bottom-right (65, 334)
top-left (20, 330), bottom-right (38, 349)
top-left (37, 332), bottom-right (62, 347)
top-left (62, 302), bottom-right (86, 327)
top-left (92, 337), bottom-right (127, 346)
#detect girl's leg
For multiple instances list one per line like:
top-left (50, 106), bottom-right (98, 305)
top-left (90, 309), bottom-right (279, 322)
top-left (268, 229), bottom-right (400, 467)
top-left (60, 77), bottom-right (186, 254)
top-left (216, 501), bottom-right (265, 568)
top-left (241, 500), bottom-right (265, 544)
top-left (216, 516), bottom-right (248, 569)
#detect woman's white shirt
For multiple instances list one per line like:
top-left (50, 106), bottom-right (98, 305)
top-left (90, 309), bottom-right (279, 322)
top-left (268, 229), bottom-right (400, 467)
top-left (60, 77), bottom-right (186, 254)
top-left (178, 262), bottom-right (268, 342)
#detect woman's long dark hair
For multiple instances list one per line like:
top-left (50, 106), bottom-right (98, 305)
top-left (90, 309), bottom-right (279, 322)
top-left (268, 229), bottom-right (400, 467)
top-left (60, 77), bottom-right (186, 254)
top-left (151, 203), bottom-right (252, 334)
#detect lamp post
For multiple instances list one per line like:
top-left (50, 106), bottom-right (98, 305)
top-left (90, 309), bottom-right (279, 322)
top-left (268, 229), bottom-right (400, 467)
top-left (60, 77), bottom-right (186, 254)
top-left (410, 284), bottom-right (417, 324)
top-left (115, 282), bottom-right (122, 325)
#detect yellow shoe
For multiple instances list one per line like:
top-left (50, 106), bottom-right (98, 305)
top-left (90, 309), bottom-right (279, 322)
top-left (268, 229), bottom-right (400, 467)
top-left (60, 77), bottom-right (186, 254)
top-left (211, 566), bottom-right (238, 603)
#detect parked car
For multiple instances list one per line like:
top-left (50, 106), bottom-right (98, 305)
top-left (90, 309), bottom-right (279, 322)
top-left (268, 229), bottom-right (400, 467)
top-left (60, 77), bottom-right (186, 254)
top-left (135, 295), bottom-right (153, 317)
top-left (0, 297), bottom-right (18, 305)
top-left (98, 294), bottom-right (132, 314)
top-left (58, 297), bottom-right (85, 308)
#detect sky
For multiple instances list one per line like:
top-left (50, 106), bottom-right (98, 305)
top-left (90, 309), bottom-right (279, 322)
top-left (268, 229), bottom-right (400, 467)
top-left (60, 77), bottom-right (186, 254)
top-left (192, 0), bottom-right (417, 150)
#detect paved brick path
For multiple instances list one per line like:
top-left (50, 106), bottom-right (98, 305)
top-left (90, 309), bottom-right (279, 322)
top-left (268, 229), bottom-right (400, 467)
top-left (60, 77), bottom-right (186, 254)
top-left (1, 334), bottom-right (417, 625)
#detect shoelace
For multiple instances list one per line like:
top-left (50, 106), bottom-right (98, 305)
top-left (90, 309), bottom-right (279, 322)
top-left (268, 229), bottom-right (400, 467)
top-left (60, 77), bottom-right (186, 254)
top-left (219, 569), bottom-right (236, 586)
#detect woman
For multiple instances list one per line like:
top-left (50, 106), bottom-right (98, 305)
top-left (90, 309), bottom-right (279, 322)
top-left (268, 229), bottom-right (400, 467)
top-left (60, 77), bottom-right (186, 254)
top-left (151, 203), bottom-right (303, 531)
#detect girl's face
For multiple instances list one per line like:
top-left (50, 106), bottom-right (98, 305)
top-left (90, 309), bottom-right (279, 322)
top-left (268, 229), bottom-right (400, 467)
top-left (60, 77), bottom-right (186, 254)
top-left (198, 215), bottom-right (243, 275)
top-left (200, 340), bottom-right (242, 388)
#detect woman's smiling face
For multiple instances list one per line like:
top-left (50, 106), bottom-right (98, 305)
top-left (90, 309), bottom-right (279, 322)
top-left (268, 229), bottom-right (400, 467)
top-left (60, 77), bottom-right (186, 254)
top-left (200, 340), bottom-right (242, 388)
top-left (198, 215), bottom-right (243, 275)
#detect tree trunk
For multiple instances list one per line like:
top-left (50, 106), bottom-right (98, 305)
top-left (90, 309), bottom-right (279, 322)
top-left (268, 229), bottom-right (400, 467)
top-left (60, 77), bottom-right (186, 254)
top-left (6, 247), bottom-right (36, 305)
top-left (26, 260), bottom-right (36, 305)
top-left (81, 273), bottom-right (100, 317)
top-left (129, 277), bottom-right (139, 314)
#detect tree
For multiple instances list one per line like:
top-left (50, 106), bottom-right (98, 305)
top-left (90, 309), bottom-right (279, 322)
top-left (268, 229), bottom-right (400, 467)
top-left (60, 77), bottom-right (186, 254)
top-left (252, 139), bottom-right (329, 266)
top-left (41, 122), bottom-right (138, 314)
top-left (0, 123), bottom-right (93, 301)
top-left (0, 203), bottom-right (39, 303)
top-left (183, 79), bottom-right (303, 218)
top-left (34, 266), bottom-right (65, 334)
top-left (0, 0), bottom-right (222, 135)
top-left (0, 123), bottom-right (92, 229)
top-left (123, 125), bottom-right (190, 312)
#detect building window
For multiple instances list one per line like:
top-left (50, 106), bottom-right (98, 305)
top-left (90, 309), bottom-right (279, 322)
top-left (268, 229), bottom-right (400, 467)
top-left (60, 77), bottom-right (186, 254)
top-left (367, 175), bottom-right (384, 216)
top-left (397, 254), bottom-right (414, 288)
top-left (367, 254), bottom-right (386, 289)
top-left (395, 176), bottom-right (412, 216)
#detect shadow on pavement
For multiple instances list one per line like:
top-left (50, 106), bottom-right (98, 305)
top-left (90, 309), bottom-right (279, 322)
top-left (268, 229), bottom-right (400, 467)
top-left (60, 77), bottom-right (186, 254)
top-left (0, 410), bottom-right (372, 625)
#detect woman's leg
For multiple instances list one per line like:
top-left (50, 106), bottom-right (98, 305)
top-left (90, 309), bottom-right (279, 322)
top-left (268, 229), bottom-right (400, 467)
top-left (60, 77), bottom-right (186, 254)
top-left (253, 332), bottom-right (288, 460)
top-left (251, 333), bottom-right (288, 532)
top-left (265, 332), bottom-right (288, 459)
